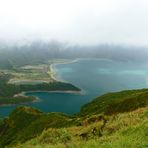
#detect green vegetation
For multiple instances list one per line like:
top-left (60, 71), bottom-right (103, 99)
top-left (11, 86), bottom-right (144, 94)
top-left (0, 89), bottom-right (148, 147)
top-left (0, 107), bottom-right (80, 147)
top-left (0, 73), bottom-right (80, 105)
top-left (0, 58), bottom-right (80, 105)
top-left (80, 89), bottom-right (148, 116)
top-left (15, 107), bottom-right (148, 148)
top-left (0, 97), bottom-right (35, 106)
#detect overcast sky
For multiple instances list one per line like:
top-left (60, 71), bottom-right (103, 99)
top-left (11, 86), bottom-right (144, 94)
top-left (0, 0), bottom-right (148, 46)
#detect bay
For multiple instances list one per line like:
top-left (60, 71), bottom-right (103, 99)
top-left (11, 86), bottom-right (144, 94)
top-left (1, 58), bottom-right (148, 117)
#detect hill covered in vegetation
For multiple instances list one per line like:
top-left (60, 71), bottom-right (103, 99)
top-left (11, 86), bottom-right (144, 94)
top-left (80, 89), bottom-right (148, 116)
top-left (0, 73), bottom-right (80, 106)
top-left (0, 89), bottom-right (147, 147)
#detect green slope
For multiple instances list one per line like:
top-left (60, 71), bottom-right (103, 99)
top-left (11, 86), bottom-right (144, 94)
top-left (18, 107), bottom-right (148, 148)
top-left (0, 88), bottom-right (148, 147)
top-left (0, 107), bottom-right (80, 147)
top-left (80, 89), bottom-right (148, 116)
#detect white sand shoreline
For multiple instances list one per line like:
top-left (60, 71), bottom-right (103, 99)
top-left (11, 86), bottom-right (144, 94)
top-left (50, 58), bottom-right (80, 82)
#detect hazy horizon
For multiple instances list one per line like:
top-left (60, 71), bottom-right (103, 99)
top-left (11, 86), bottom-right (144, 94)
top-left (0, 0), bottom-right (148, 46)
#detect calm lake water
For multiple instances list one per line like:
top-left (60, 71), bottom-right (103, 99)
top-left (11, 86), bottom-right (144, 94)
top-left (1, 58), bottom-right (148, 117)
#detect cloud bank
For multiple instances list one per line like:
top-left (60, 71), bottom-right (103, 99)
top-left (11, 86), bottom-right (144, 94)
top-left (0, 0), bottom-right (148, 46)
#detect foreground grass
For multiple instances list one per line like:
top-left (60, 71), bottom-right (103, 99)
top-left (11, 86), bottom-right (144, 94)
top-left (14, 107), bottom-right (148, 148)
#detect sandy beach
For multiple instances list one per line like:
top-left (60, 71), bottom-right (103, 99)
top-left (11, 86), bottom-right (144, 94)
top-left (50, 58), bottom-right (80, 82)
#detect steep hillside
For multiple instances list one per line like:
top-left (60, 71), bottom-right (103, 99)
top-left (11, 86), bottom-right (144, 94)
top-left (80, 89), bottom-right (148, 116)
top-left (0, 89), bottom-right (148, 148)
top-left (0, 107), bottom-right (80, 147)
top-left (15, 107), bottom-right (148, 148)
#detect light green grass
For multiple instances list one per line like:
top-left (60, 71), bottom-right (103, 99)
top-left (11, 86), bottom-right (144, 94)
top-left (12, 107), bottom-right (148, 148)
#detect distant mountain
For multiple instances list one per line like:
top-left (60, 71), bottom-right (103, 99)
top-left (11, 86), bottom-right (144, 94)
top-left (0, 41), bottom-right (148, 69)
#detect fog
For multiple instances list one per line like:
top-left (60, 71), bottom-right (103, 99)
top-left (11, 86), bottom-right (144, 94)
top-left (0, 0), bottom-right (148, 46)
top-left (1, 0), bottom-right (148, 67)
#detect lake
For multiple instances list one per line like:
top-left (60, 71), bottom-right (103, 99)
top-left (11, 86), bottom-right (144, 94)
top-left (1, 58), bottom-right (148, 117)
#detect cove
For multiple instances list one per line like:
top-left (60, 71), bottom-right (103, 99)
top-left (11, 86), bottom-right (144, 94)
top-left (1, 58), bottom-right (148, 117)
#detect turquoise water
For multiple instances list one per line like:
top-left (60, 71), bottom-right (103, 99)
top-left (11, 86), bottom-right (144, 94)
top-left (1, 58), bottom-right (148, 117)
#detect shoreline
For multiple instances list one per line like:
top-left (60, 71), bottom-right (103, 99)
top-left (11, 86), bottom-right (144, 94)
top-left (0, 93), bottom-right (41, 107)
top-left (24, 90), bottom-right (82, 95)
top-left (50, 58), bottom-right (80, 82)
top-left (0, 89), bottom-right (82, 107)
top-left (0, 58), bottom-right (82, 107)
top-left (0, 96), bottom-right (40, 107)
top-left (49, 58), bottom-right (85, 94)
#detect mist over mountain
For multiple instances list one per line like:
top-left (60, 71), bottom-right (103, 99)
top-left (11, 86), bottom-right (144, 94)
top-left (0, 40), bottom-right (148, 69)
top-left (0, 0), bottom-right (148, 69)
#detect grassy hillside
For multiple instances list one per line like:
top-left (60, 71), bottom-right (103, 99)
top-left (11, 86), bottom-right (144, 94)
top-left (0, 107), bottom-right (80, 147)
top-left (0, 89), bottom-right (148, 147)
top-left (15, 107), bottom-right (148, 148)
top-left (80, 89), bottom-right (148, 116)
